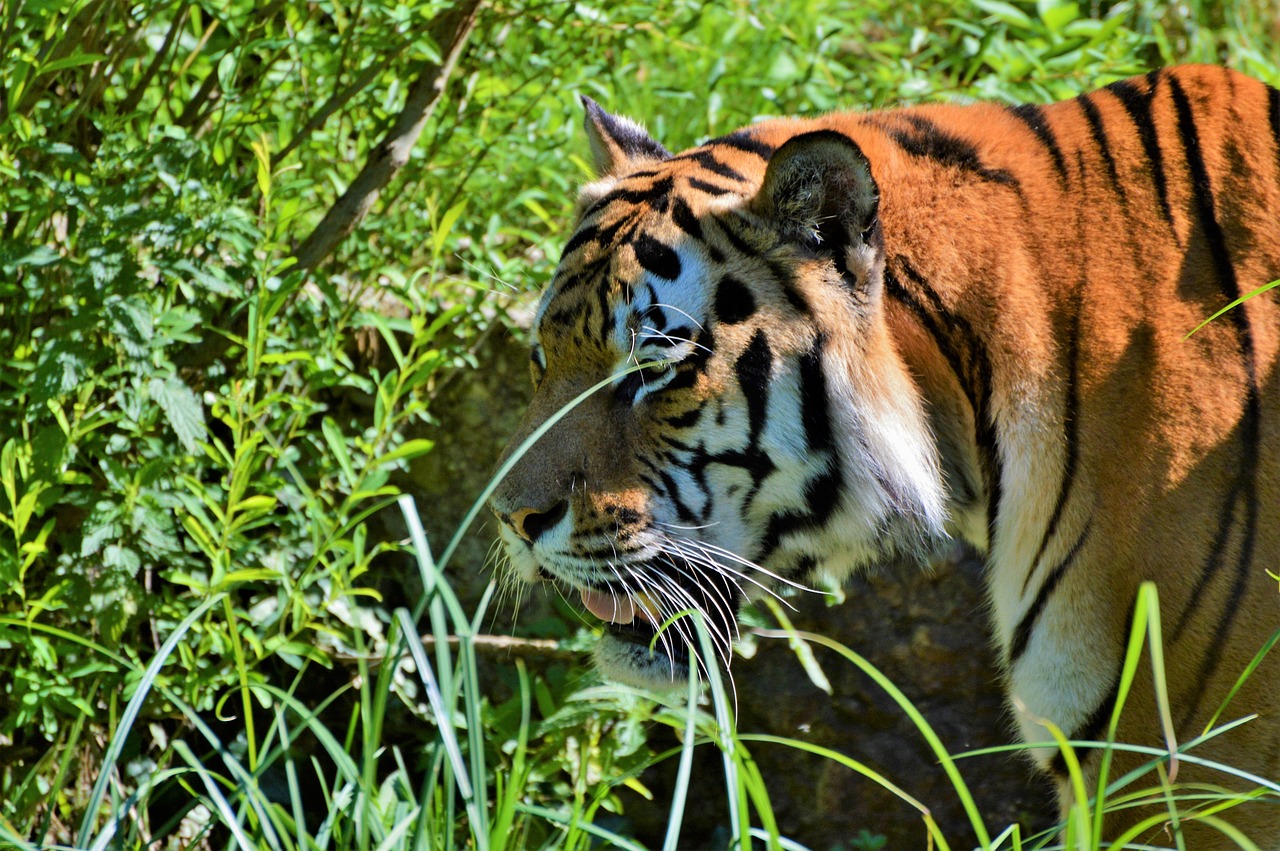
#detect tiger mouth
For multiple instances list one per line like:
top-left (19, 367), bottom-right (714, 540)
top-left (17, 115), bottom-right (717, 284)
top-left (570, 566), bottom-right (744, 683)
top-left (582, 586), bottom-right (692, 670)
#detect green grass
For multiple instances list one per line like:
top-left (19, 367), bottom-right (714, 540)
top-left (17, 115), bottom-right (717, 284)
top-left (11, 490), bottom-right (1273, 849)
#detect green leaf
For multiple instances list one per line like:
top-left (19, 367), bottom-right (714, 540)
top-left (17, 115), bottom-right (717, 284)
top-left (970, 0), bottom-right (1036, 30)
top-left (37, 53), bottom-right (108, 76)
top-left (148, 374), bottom-right (206, 453)
top-left (322, 417), bottom-right (356, 485)
top-left (374, 439), bottom-right (434, 469)
top-left (1039, 1), bottom-right (1079, 35)
top-left (432, 200), bottom-right (468, 260)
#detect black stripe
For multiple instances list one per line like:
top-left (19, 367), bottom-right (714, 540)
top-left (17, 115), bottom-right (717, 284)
top-left (655, 468), bottom-right (698, 524)
top-left (804, 465), bottom-right (842, 524)
top-left (1008, 519), bottom-right (1092, 665)
top-left (892, 258), bottom-right (1002, 544)
top-left (799, 334), bottom-right (832, 453)
top-left (1105, 72), bottom-right (1175, 230)
top-left (1077, 94), bottom-right (1126, 203)
top-left (673, 149), bottom-right (748, 182)
top-left (1172, 477), bottom-right (1241, 643)
top-left (885, 114), bottom-right (1018, 187)
top-left (715, 217), bottom-right (756, 255)
top-left (591, 212), bottom-right (633, 249)
top-left (710, 131), bottom-right (774, 159)
top-left (1269, 85), bottom-right (1280, 173)
top-left (670, 196), bottom-right (703, 240)
top-left (687, 176), bottom-right (734, 196)
top-left (561, 224), bottom-right (599, 258)
top-left (664, 408), bottom-right (701, 429)
top-left (883, 272), bottom-right (972, 410)
top-left (1167, 75), bottom-right (1262, 729)
top-left (698, 446), bottom-right (774, 489)
top-left (633, 232), bottom-right (681, 280)
top-left (1022, 294), bottom-right (1083, 594)
top-left (713, 216), bottom-right (811, 316)
top-left (550, 255), bottom-right (609, 297)
top-left (714, 274), bottom-right (756, 325)
top-left (735, 331), bottom-right (772, 446)
top-left (754, 464), bottom-right (844, 566)
top-left (584, 176), bottom-right (675, 218)
top-left (1008, 103), bottom-right (1068, 181)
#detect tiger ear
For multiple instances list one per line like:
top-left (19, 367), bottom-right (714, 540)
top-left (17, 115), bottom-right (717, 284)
top-left (581, 96), bottom-right (671, 178)
top-left (751, 130), bottom-right (880, 258)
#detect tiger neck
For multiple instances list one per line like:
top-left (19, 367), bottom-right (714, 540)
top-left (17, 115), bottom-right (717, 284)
top-left (878, 243), bottom-right (1082, 644)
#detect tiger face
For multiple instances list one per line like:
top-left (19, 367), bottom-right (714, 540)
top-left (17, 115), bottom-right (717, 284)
top-left (489, 102), bottom-right (952, 686)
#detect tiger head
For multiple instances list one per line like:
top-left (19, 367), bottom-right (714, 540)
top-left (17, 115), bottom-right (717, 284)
top-left (489, 100), bottom-right (953, 687)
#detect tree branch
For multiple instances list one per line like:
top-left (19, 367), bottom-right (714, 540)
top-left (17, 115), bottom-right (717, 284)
top-left (291, 0), bottom-right (482, 273)
top-left (272, 41), bottom-right (410, 168)
top-left (334, 634), bottom-right (581, 665)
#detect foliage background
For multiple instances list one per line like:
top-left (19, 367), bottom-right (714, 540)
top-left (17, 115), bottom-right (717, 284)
top-left (0, 0), bottom-right (1277, 848)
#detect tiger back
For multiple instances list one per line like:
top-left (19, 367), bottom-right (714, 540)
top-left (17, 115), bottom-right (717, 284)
top-left (489, 65), bottom-right (1280, 845)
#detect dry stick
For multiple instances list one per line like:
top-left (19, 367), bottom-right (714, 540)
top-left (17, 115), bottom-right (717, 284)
top-left (291, 0), bottom-right (482, 274)
top-left (335, 634), bottom-right (579, 665)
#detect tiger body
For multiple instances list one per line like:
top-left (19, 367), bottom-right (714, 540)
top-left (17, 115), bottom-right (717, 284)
top-left (490, 65), bottom-right (1280, 844)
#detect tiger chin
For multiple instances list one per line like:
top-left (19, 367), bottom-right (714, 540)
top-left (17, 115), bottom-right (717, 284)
top-left (489, 65), bottom-right (1280, 846)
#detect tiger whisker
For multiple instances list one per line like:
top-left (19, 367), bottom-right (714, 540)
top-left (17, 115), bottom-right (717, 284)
top-left (653, 554), bottom-right (743, 646)
top-left (659, 534), bottom-right (800, 610)
top-left (637, 325), bottom-right (712, 355)
top-left (647, 301), bottom-right (707, 333)
top-left (664, 532), bottom-right (824, 595)
top-left (633, 563), bottom-right (733, 676)
top-left (653, 519), bottom-right (720, 531)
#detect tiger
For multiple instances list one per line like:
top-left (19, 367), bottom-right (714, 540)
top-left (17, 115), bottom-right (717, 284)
top-left (488, 64), bottom-right (1280, 846)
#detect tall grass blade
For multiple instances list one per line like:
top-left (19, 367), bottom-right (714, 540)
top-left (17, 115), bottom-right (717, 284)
top-left (76, 593), bottom-right (224, 847)
top-left (515, 804), bottom-right (649, 851)
top-left (692, 613), bottom-right (747, 848)
top-left (1203, 626), bottom-right (1280, 735)
top-left (1183, 278), bottom-right (1280, 338)
top-left (171, 739), bottom-right (256, 851)
top-left (661, 668), bottom-right (702, 851)
top-left (754, 627), bottom-right (990, 847)
top-left (738, 734), bottom-right (950, 851)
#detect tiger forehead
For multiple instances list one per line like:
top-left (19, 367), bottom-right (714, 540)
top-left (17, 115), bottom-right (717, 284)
top-left (534, 221), bottom-right (724, 366)
top-left (583, 143), bottom-right (769, 222)
top-left (537, 215), bottom-right (712, 342)
top-left (531, 133), bottom-right (780, 354)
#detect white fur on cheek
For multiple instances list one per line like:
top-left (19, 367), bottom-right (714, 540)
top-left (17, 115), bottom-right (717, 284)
top-left (499, 525), bottom-right (542, 583)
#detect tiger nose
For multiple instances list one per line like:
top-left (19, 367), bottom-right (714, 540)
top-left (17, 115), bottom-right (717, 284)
top-left (507, 501), bottom-right (569, 544)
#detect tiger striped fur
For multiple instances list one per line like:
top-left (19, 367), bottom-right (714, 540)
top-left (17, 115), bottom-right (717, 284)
top-left (490, 65), bottom-right (1280, 844)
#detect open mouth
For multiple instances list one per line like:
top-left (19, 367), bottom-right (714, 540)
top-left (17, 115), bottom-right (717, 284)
top-left (580, 586), bottom-right (692, 669)
top-left (571, 564), bottom-right (744, 683)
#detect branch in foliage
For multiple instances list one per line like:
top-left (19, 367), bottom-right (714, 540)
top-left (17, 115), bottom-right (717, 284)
top-left (337, 634), bottom-right (581, 665)
top-left (424, 634), bottom-right (580, 661)
top-left (272, 42), bottom-right (410, 167)
top-left (291, 0), bottom-right (482, 273)
top-left (118, 3), bottom-right (189, 116)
